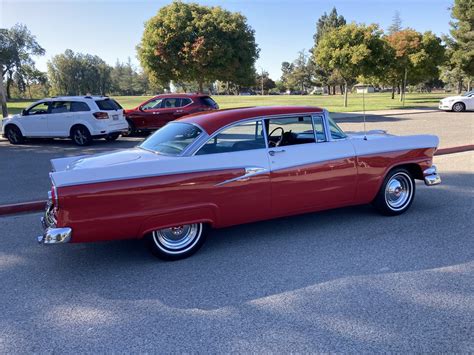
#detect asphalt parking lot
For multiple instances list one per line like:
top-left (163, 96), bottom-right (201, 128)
top-left (0, 151), bottom-right (472, 352)
top-left (0, 109), bottom-right (472, 205)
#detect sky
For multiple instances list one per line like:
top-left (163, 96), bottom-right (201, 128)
top-left (1, 0), bottom-right (453, 80)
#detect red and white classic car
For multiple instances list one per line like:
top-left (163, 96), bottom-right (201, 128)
top-left (38, 106), bottom-right (441, 260)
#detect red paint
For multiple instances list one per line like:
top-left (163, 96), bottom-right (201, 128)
top-left (436, 144), bottom-right (474, 156)
top-left (124, 93), bottom-right (218, 131)
top-left (0, 200), bottom-right (45, 216)
top-left (180, 106), bottom-right (324, 135)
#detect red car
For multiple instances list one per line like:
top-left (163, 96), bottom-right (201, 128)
top-left (124, 93), bottom-right (218, 133)
top-left (38, 106), bottom-right (441, 261)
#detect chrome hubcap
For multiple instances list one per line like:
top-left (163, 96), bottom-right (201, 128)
top-left (385, 173), bottom-right (412, 210)
top-left (153, 224), bottom-right (200, 252)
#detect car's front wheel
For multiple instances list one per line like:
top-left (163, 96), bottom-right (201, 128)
top-left (452, 102), bottom-right (466, 112)
top-left (5, 125), bottom-right (25, 144)
top-left (147, 223), bottom-right (208, 261)
top-left (373, 168), bottom-right (415, 216)
top-left (71, 125), bottom-right (92, 146)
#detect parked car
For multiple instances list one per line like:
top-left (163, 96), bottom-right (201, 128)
top-left (439, 91), bottom-right (474, 112)
top-left (37, 106), bottom-right (441, 260)
top-left (1, 96), bottom-right (128, 146)
top-left (124, 93), bottom-right (218, 134)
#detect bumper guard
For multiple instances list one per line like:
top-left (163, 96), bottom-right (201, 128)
top-left (423, 165), bottom-right (441, 186)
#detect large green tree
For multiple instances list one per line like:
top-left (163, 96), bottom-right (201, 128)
top-left (280, 50), bottom-right (315, 92)
top-left (314, 23), bottom-right (391, 106)
top-left (385, 29), bottom-right (445, 101)
top-left (138, 1), bottom-right (259, 92)
top-left (312, 7), bottom-right (346, 94)
top-left (47, 49), bottom-right (112, 96)
top-left (443, 0), bottom-right (473, 93)
top-left (0, 24), bottom-right (44, 116)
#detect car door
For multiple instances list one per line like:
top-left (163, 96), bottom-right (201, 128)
top-left (192, 119), bottom-right (272, 226)
top-left (136, 97), bottom-right (163, 129)
top-left (266, 114), bottom-right (357, 217)
top-left (47, 101), bottom-right (72, 137)
top-left (157, 98), bottom-right (184, 126)
top-left (20, 101), bottom-right (50, 136)
top-left (466, 93), bottom-right (474, 110)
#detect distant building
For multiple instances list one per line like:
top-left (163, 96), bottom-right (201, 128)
top-left (354, 84), bottom-right (375, 94)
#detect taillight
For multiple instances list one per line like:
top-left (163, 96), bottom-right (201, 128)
top-left (51, 185), bottom-right (59, 207)
top-left (93, 112), bottom-right (109, 119)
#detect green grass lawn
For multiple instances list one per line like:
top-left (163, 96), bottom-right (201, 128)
top-left (5, 92), bottom-right (443, 116)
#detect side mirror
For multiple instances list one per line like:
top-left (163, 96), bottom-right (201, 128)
top-left (21, 109), bottom-right (27, 116)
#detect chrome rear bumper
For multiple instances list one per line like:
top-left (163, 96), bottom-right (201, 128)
top-left (424, 165), bottom-right (441, 186)
top-left (37, 200), bottom-right (72, 244)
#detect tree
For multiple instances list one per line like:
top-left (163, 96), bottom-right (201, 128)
top-left (443, 0), bottom-right (473, 93)
top-left (387, 11), bottom-right (403, 34)
top-left (314, 23), bottom-right (391, 106)
top-left (110, 58), bottom-right (153, 95)
top-left (0, 24), bottom-right (44, 116)
top-left (137, 1), bottom-right (259, 93)
top-left (47, 50), bottom-right (112, 96)
top-left (385, 29), bottom-right (445, 101)
top-left (254, 70), bottom-right (275, 94)
top-left (312, 7), bottom-right (346, 95)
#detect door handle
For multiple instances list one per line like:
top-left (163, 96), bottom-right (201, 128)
top-left (268, 149), bottom-right (286, 156)
top-left (215, 166), bottom-right (267, 186)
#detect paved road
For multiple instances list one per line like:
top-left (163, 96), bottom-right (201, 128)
top-left (0, 109), bottom-right (472, 205)
top-left (0, 152), bottom-right (472, 352)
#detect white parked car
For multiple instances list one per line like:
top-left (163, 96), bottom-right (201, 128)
top-left (1, 96), bottom-right (129, 146)
top-left (438, 91), bottom-right (474, 112)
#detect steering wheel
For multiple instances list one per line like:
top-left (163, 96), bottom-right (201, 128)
top-left (268, 127), bottom-right (285, 147)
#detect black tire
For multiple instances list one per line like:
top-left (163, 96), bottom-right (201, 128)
top-left (71, 125), bottom-right (92, 146)
top-left (122, 119), bottom-right (136, 137)
top-left (147, 223), bottom-right (208, 261)
top-left (373, 168), bottom-right (415, 216)
top-left (105, 132), bottom-right (120, 142)
top-left (452, 102), bottom-right (466, 112)
top-left (5, 125), bottom-right (25, 144)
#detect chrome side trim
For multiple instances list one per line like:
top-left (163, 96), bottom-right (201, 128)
top-left (37, 227), bottom-right (72, 245)
top-left (215, 166), bottom-right (268, 186)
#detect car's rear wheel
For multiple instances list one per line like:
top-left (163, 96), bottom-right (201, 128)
top-left (71, 125), bottom-right (92, 146)
top-left (147, 223), bottom-right (208, 261)
top-left (452, 102), bottom-right (466, 112)
top-left (105, 132), bottom-right (120, 142)
top-left (5, 125), bottom-right (25, 144)
top-left (373, 168), bottom-right (415, 216)
top-left (122, 119), bottom-right (136, 137)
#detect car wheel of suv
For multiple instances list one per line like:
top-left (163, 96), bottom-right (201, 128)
top-left (147, 223), bottom-right (208, 261)
top-left (71, 125), bottom-right (92, 146)
top-left (5, 125), bottom-right (25, 144)
top-left (373, 168), bottom-right (415, 216)
top-left (452, 102), bottom-right (466, 112)
top-left (105, 132), bottom-right (120, 142)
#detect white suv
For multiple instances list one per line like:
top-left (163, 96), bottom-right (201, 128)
top-left (1, 96), bottom-right (129, 146)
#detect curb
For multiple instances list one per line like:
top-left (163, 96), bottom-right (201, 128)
top-left (0, 144), bottom-right (472, 217)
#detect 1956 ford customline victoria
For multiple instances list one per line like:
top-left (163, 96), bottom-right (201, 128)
top-left (38, 106), bottom-right (441, 260)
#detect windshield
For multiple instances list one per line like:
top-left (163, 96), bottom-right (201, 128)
top-left (462, 91), bottom-right (474, 97)
top-left (140, 122), bottom-right (203, 156)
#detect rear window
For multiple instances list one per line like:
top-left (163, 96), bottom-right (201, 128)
top-left (200, 96), bottom-right (218, 108)
top-left (95, 98), bottom-right (122, 111)
top-left (71, 101), bottom-right (90, 112)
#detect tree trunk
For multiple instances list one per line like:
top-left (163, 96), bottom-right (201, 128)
top-left (391, 86), bottom-right (395, 99)
top-left (343, 80), bottom-right (348, 107)
top-left (6, 76), bottom-right (12, 100)
top-left (457, 79), bottom-right (463, 94)
top-left (28, 84), bottom-right (32, 99)
top-left (339, 85), bottom-right (344, 95)
top-left (198, 81), bottom-right (203, 93)
top-left (396, 85), bottom-right (400, 95)
top-left (327, 85), bottom-right (331, 95)
top-left (400, 68), bottom-right (407, 103)
top-left (468, 80), bottom-right (472, 91)
top-left (332, 85), bottom-right (336, 95)
top-left (0, 78), bottom-right (8, 117)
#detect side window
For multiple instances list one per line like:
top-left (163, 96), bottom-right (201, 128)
top-left (328, 117), bottom-right (347, 139)
top-left (312, 116), bottom-right (327, 142)
top-left (162, 98), bottom-right (181, 108)
top-left (267, 116), bottom-right (315, 147)
top-left (26, 102), bottom-right (50, 115)
top-left (196, 120), bottom-right (266, 155)
top-left (180, 98), bottom-right (192, 106)
top-left (142, 98), bottom-right (163, 110)
top-left (70, 101), bottom-right (91, 112)
top-left (50, 101), bottom-right (71, 114)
